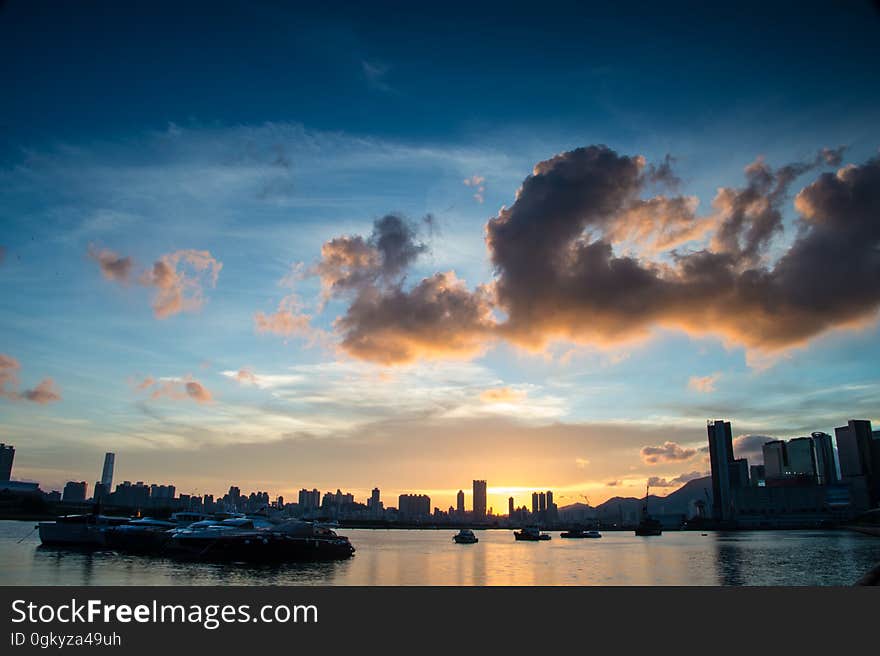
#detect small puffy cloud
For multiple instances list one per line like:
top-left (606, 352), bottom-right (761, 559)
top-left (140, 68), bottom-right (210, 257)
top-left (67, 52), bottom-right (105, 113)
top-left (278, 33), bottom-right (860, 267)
top-left (91, 247), bottom-right (222, 319)
top-left (575, 457), bottom-right (591, 468)
top-left (137, 376), bottom-right (214, 404)
top-left (688, 372), bottom-right (720, 393)
top-left (88, 245), bottom-right (133, 282)
top-left (648, 470), bottom-right (707, 488)
top-left (479, 387), bottom-right (527, 403)
top-left (233, 368), bottom-right (258, 385)
top-left (21, 379), bottom-right (62, 404)
top-left (463, 175), bottom-right (486, 203)
top-left (640, 441), bottom-right (698, 464)
top-left (254, 298), bottom-right (312, 337)
top-left (0, 354), bottom-right (61, 404)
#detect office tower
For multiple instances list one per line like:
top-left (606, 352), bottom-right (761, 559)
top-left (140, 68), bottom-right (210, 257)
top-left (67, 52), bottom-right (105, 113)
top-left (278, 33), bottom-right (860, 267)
top-left (100, 452), bottom-right (115, 490)
top-left (835, 419), bottom-right (877, 508)
top-left (750, 465), bottom-right (765, 486)
top-left (707, 419), bottom-right (735, 521)
top-left (546, 490), bottom-right (554, 507)
top-left (762, 440), bottom-right (787, 479)
top-left (0, 443), bottom-right (14, 481)
top-left (538, 492), bottom-right (546, 512)
top-left (811, 432), bottom-right (838, 485)
top-left (531, 492), bottom-right (539, 514)
top-left (398, 494), bottom-right (430, 518)
top-left (62, 481), bottom-right (87, 502)
top-left (368, 487), bottom-right (381, 512)
top-left (729, 458), bottom-right (750, 488)
top-left (473, 480), bottom-right (487, 519)
top-left (456, 489), bottom-right (465, 515)
top-left (787, 437), bottom-right (817, 479)
top-left (508, 496), bottom-right (514, 516)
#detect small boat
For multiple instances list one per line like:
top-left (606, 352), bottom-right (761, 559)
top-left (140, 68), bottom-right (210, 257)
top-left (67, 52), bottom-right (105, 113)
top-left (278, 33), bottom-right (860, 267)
top-left (560, 528), bottom-right (602, 538)
top-left (38, 513), bottom-right (131, 547)
top-left (453, 528), bottom-right (479, 544)
top-left (635, 482), bottom-right (663, 536)
top-left (514, 527), bottom-right (551, 541)
top-left (165, 518), bottom-right (355, 561)
top-left (104, 517), bottom-right (177, 553)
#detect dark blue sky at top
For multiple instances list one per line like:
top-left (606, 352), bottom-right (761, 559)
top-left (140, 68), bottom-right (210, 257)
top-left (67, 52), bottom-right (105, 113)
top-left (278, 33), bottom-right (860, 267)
top-left (2, 0), bottom-right (879, 151)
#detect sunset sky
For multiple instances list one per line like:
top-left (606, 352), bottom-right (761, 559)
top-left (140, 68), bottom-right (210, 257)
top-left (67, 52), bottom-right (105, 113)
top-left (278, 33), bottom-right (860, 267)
top-left (1, 1), bottom-right (879, 512)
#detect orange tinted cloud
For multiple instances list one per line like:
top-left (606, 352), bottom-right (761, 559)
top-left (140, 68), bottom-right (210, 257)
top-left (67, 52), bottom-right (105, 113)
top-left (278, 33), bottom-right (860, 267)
top-left (88, 245), bottom-right (133, 282)
top-left (479, 387), bottom-right (527, 403)
top-left (137, 376), bottom-right (214, 404)
top-left (0, 354), bottom-right (61, 404)
top-left (688, 373), bottom-right (720, 393)
top-left (640, 441), bottom-right (697, 464)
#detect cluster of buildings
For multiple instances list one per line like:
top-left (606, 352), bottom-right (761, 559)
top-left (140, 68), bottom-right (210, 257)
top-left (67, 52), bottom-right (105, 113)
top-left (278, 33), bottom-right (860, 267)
top-left (707, 418), bottom-right (879, 527)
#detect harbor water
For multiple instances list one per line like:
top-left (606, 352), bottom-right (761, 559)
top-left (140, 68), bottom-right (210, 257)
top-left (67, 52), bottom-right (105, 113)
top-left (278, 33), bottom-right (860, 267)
top-left (0, 521), bottom-right (876, 586)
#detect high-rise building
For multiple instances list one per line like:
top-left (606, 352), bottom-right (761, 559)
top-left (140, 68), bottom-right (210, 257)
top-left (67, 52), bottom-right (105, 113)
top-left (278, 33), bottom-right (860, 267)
top-left (538, 492), bottom-right (547, 512)
top-left (62, 481), bottom-right (87, 502)
top-left (101, 452), bottom-right (115, 490)
top-left (750, 465), bottom-right (765, 486)
top-left (762, 440), bottom-right (787, 480)
top-left (0, 443), bottom-right (14, 481)
top-left (707, 419), bottom-right (735, 521)
top-left (368, 487), bottom-right (381, 511)
top-left (546, 490), bottom-right (554, 507)
top-left (531, 492), bottom-right (539, 514)
top-left (473, 480), bottom-right (487, 519)
top-left (456, 489), bottom-right (465, 515)
top-left (811, 432), bottom-right (838, 485)
top-left (730, 458), bottom-right (750, 488)
top-left (835, 419), bottom-right (877, 509)
top-left (787, 437), bottom-right (817, 479)
top-left (398, 494), bottom-right (431, 518)
top-left (508, 496), bottom-right (514, 516)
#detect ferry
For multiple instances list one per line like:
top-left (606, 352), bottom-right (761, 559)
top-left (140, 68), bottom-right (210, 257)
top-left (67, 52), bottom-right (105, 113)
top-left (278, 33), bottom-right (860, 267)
top-left (514, 526), bottom-right (551, 541)
top-left (453, 528), bottom-right (479, 544)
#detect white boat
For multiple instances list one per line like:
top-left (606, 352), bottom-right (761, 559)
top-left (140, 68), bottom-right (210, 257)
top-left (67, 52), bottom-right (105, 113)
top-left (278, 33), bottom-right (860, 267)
top-left (38, 514), bottom-right (130, 546)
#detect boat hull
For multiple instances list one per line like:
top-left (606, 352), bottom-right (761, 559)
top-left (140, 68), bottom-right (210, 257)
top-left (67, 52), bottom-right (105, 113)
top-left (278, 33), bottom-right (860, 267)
top-left (166, 532), bottom-right (356, 562)
top-left (514, 533), bottom-right (551, 541)
top-left (453, 536), bottom-right (479, 544)
top-left (38, 522), bottom-right (108, 546)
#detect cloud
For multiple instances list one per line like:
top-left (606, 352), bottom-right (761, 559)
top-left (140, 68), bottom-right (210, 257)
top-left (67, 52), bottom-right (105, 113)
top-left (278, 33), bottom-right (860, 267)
top-left (139, 249), bottom-right (222, 319)
top-left (640, 441), bottom-right (698, 464)
top-left (137, 376), bottom-right (214, 404)
top-left (575, 457), bottom-right (591, 468)
top-left (91, 247), bottom-right (222, 319)
top-left (0, 354), bottom-right (61, 404)
top-left (479, 387), bottom-right (527, 403)
top-left (688, 373), bottom-right (720, 393)
top-left (254, 297), bottom-right (312, 337)
top-left (648, 470), bottom-right (706, 488)
top-left (732, 434), bottom-right (774, 463)
top-left (88, 245), bottom-right (133, 282)
top-left (21, 379), bottom-right (62, 404)
top-left (233, 369), bottom-right (258, 385)
top-left (464, 175), bottom-right (486, 203)
top-left (606, 480), bottom-right (622, 487)
top-left (362, 60), bottom-right (393, 92)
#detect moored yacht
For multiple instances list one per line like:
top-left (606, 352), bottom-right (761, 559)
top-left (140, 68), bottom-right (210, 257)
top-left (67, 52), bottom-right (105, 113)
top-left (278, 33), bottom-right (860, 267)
top-left (560, 528), bottom-right (602, 538)
top-left (453, 528), bottom-right (479, 544)
top-left (514, 526), bottom-right (551, 541)
top-left (38, 513), bottom-right (131, 547)
top-left (104, 517), bottom-right (177, 553)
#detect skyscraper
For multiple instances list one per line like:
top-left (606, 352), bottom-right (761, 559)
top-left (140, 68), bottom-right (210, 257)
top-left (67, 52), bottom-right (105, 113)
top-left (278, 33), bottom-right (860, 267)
top-left (762, 440), bottom-right (787, 479)
top-left (787, 437), bottom-right (817, 479)
top-left (101, 452), bottom-right (115, 490)
top-left (0, 443), bottom-right (14, 482)
top-left (473, 480), bottom-right (487, 519)
top-left (368, 487), bottom-right (381, 514)
top-left (531, 492), bottom-right (539, 514)
top-left (538, 492), bottom-right (546, 512)
top-left (707, 419), bottom-right (735, 522)
top-left (456, 489), bottom-right (465, 515)
top-left (508, 496), bottom-right (514, 516)
top-left (835, 419), bottom-right (877, 508)
top-left (811, 432), bottom-right (838, 485)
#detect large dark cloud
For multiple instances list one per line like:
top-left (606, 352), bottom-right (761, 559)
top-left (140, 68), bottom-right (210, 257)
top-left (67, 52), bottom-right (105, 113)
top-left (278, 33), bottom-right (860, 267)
top-left (285, 146), bottom-right (880, 365)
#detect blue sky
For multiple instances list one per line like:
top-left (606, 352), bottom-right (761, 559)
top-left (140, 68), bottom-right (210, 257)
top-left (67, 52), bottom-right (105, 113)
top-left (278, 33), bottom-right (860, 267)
top-left (1, 1), bottom-right (878, 510)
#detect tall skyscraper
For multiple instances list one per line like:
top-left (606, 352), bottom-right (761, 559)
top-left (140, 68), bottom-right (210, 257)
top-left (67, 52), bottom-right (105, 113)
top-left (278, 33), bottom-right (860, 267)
top-left (787, 437), bottom-right (817, 479)
top-left (546, 490), bottom-right (554, 507)
top-left (508, 496), bottom-right (514, 516)
top-left (101, 452), bottom-right (115, 490)
top-left (811, 432), bottom-right (838, 485)
top-left (707, 419), bottom-right (735, 521)
top-left (473, 480), bottom-right (487, 519)
top-left (456, 489), bottom-right (465, 515)
top-left (531, 492), bottom-right (539, 514)
top-left (835, 419), bottom-right (877, 508)
top-left (538, 492), bottom-right (546, 512)
top-left (368, 487), bottom-right (381, 513)
top-left (762, 440), bottom-right (787, 479)
top-left (0, 443), bottom-right (14, 482)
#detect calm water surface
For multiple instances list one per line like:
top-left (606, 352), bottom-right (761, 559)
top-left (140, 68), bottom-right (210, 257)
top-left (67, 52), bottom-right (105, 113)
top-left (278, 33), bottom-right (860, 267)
top-left (1, 521), bottom-right (877, 585)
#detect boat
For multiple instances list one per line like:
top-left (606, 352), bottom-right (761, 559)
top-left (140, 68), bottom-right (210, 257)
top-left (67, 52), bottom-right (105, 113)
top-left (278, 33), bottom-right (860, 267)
top-left (104, 517), bottom-right (177, 553)
top-left (514, 527), bottom-right (551, 541)
top-left (165, 518), bottom-right (356, 561)
top-left (453, 528), bottom-right (479, 544)
top-left (38, 513), bottom-right (131, 547)
top-left (560, 528), bottom-right (601, 538)
top-left (635, 482), bottom-right (663, 536)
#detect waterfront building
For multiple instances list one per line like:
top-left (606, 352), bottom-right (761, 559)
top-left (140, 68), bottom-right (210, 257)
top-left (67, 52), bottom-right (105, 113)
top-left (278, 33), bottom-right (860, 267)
top-left (835, 419), bottom-right (877, 509)
top-left (473, 480), bottom-right (487, 519)
top-left (762, 440), bottom-right (787, 480)
top-left (787, 437), bottom-right (818, 479)
top-left (298, 488), bottom-right (320, 511)
top-left (0, 443), bottom-right (14, 481)
top-left (100, 452), bottom-right (115, 490)
top-left (398, 494), bottom-right (431, 518)
top-left (730, 458), bottom-right (750, 488)
top-left (531, 492), bottom-right (539, 514)
top-left (538, 492), bottom-right (546, 512)
top-left (62, 481), bottom-right (87, 502)
top-left (508, 496), bottom-right (514, 516)
top-left (750, 465), bottom-right (766, 486)
top-left (707, 419), bottom-right (735, 521)
top-left (811, 432), bottom-right (838, 485)
top-left (456, 489), bottom-right (465, 515)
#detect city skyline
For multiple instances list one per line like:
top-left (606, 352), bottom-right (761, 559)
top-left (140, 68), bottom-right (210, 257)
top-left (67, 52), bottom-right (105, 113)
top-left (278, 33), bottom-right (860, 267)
top-left (1, 2), bottom-right (879, 510)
